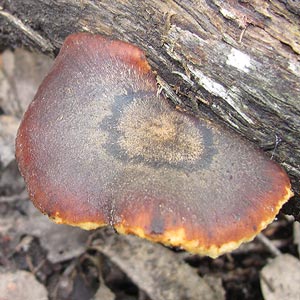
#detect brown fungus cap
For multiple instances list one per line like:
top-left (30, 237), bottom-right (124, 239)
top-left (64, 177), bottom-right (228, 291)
top-left (16, 33), bottom-right (293, 258)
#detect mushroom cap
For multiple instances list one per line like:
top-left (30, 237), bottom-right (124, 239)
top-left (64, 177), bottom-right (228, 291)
top-left (16, 33), bottom-right (293, 258)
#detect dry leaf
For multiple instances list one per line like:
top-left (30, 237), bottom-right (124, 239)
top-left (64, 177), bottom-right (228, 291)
top-left (92, 228), bottom-right (225, 300)
top-left (0, 49), bottom-right (52, 117)
top-left (260, 254), bottom-right (300, 300)
top-left (0, 270), bottom-right (48, 300)
top-left (293, 222), bottom-right (300, 257)
top-left (16, 202), bottom-right (90, 263)
top-left (0, 115), bottom-right (19, 168)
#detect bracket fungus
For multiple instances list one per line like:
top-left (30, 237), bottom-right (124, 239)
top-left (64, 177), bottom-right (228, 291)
top-left (15, 33), bottom-right (293, 258)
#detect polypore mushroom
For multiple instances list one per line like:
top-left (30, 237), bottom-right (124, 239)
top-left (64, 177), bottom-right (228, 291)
top-left (15, 33), bottom-right (293, 258)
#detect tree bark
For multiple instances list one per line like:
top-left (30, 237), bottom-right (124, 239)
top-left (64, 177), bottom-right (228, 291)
top-left (1, 0), bottom-right (299, 217)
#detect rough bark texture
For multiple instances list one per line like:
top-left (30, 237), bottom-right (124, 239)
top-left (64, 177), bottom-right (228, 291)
top-left (0, 0), bottom-right (299, 217)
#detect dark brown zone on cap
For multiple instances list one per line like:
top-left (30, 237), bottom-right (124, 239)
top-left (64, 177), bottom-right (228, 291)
top-left (100, 93), bottom-right (216, 171)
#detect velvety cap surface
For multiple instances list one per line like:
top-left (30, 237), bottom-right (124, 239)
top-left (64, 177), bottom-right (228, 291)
top-left (16, 33), bottom-right (293, 258)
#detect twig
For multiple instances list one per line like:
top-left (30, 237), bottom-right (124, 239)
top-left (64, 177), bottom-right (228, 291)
top-left (26, 255), bottom-right (46, 276)
top-left (256, 233), bottom-right (281, 257)
top-left (0, 190), bottom-right (28, 203)
top-left (25, 254), bottom-right (35, 273)
top-left (32, 258), bottom-right (46, 275)
top-left (0, 8), bottom-right (55, 52)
